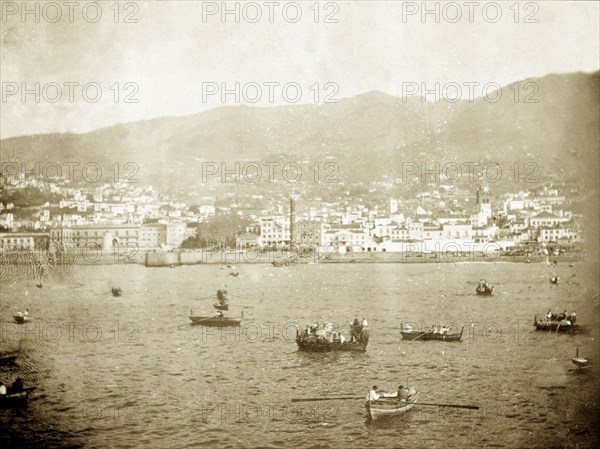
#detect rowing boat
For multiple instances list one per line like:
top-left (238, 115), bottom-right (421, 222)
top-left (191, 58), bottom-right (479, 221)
top-left (534, 315), bottom-right (582, 333)
top-left (295, 322), bottom-right (369, 352)
top-left (0, 351), bottom-right (19, 366)
top-left (476, 289), bottom-right (493, 296)
top-left (572, 348), bottom-right (592, 372)
top-left (295, 335), bottom-right (369, 352)
top-left (366, 391), bottom-right (418, 420)
top-left (476, 279), bottom-right (494, 295)
top-left (400, 324), bottom-right (464, 342)
top-left (13, 315), bottom-right (30, 324)
top-left (189, 309), bottom-right (243, 326)
top-left (0, 388), bottom-right (35, 408)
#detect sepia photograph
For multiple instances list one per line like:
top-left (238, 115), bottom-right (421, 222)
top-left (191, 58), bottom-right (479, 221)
top-left (1, 1), bottom-right (599, 448)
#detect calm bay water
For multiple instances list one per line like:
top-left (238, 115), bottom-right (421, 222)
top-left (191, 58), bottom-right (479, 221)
top-left (1, 261), bottom-right (599, 448)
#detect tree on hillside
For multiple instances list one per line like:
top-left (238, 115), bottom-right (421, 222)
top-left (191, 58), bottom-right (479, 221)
top-left (181, 213), bottom-right (252, 248)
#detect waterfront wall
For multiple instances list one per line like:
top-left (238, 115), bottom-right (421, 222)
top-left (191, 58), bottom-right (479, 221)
top-left (145, 251), bottom-right (180, 267)
top-left (0, 248), bottom-right (583, 267)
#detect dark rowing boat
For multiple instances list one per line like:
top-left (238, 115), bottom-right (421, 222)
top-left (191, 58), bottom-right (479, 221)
top-left (13, 315), bottom-right (30, 324)
top-left (272, 260), bottom-right (297, 267)
top-left (534, 315), bottom-right (582, 333)
top-left (111, 287), bottom-right (123, 297)
top-left (475, 279), bottom-right (494, 296)
top-left (400, 324), bottom-right (464, 342)
top-left (0, 351), bottom-right (19, 366)
top-left (295, 321), bottom-right (369, 352)
top-left (0, 387), bottom-right (35, 408)
top-left (295, 334), bottom-right (369, 352)
top-left (189, 309), bottom-right (243, 326)
top-left (572, 348), bottom-right (592, 372)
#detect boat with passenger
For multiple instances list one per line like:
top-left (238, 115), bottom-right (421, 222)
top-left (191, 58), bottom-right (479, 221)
top-left (272, 260), bottom-right (297, 267)
top-left (534, 310), bottom-right (581, 333)
top-left (365, 385), bottom-right (418, 420)
top-left (400, 323), bottom-right (464, 342)
top-left (189, 309), bottom-right (243, 326)
top-left (572, 348), bottom-right (592, 372)
top-left (295, 319), bottom-right (369, 352)
top-left (190, 287), bottom-right (242, 325)
top-left (475, 279), bottom-right (494, 295)
top-left (0, 379), bottom-right (34, 408)
top-left (13, 310), bottom-right (30, 324)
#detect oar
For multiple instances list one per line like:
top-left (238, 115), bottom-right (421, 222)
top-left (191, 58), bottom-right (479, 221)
top-left (413, 402), bottom-right (479, 410)
top-left (291, 396), bottom-right (363, 402)
top-left (291, 397), bottom-right (479, 410)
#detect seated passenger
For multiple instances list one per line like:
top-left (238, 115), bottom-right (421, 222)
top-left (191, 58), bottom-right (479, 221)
top-left (367, 386), bottom-right (380, 401)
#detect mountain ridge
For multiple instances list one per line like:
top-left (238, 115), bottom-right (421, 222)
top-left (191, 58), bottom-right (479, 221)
top-left (1, 71), bottom-right (598, 192)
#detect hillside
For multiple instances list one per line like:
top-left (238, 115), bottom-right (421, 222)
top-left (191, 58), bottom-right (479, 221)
top-left (1, 71), bottom-right (598, 193)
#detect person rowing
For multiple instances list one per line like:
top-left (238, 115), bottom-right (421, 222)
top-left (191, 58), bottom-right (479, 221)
top-left (397, 385), bottom-right (411, 402)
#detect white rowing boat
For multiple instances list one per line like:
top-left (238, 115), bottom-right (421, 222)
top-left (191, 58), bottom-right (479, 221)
top-left (366, 389), bottom-right (418, 420)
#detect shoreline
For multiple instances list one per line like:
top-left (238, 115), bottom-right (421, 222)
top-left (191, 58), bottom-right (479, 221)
top-left (0, 249), bottom-right (584, 266)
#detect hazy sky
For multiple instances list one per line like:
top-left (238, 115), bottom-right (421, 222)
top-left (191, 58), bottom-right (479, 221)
top-left (1, 0), bottom-right (599, 138)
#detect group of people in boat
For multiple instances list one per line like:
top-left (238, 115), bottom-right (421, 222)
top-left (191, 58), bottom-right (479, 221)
top-left (299, 318), bottom-right (368, 344)
top-left (546, 309), bottom-right (577, 324)
top-left (403, 323), bottom-right (450, 334)
top-left (301, 322), bottom-right (346, 344)
top-left (367, 385), bottom-right (413, 402)
top-left (476, 279), bottom-right (493, 293)
top-left (0, 377), bottom-right (24, 396)
top-left (432, 324), bottom-right (450, 335)
top-left (350, 318), bottom-right (368, 341)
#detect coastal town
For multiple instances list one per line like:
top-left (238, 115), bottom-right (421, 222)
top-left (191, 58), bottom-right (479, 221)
top-left (0, 169), bottom-right (583, 261)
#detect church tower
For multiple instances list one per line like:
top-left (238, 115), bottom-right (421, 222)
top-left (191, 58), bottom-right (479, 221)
top-left (476, 185), bottom-right (492, 224)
